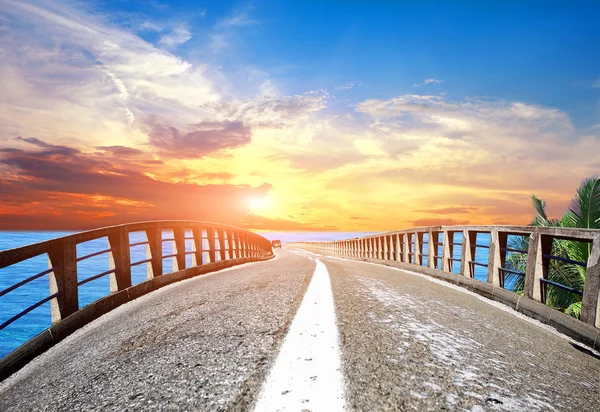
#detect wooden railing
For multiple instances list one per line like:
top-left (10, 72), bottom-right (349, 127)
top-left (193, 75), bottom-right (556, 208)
top-left (292, 225), bottom-right (600, 329)
top-left (0, 220), bottom-right (273, 373)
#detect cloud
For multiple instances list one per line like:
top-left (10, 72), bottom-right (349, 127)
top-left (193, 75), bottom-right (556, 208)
top-left (95, 145), bottom-right (145, 157)
top-left (209, 91), bottom-right (330, 128)
top-left (336, 82), bottom-right (355, 90)
top-left (146, 120), bottom-right (252, 158)
top-left (0, 137), bottom-right (271, 229)
top-left (411, 218), bottom-right (469, 227)
top-left (0, 0), bottom-right (325, 154)
top-left (208, 9), bottom-right (258, 52)
top-left (158, 23), bottom-right (192, 48)
top-left (0, 0), bottom-right (224, 149)
top-left (414, 206), bottom-right (480, 215)
top-left (138, 20), bottom-right (162, 32)
top-left (412, 78), bottom-right (444, 87)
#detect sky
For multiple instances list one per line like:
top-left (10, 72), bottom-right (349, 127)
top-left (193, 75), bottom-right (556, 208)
top-left (0, 0), bottom-right (598, 231)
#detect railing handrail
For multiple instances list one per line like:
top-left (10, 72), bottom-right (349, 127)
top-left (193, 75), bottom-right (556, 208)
top-left (305, 225), bottom-right (599, 242)
top-left (0, 220), bottom-right (265, 269)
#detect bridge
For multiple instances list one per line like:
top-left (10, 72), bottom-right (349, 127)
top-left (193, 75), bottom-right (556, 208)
top-left (0, 221), bottom-right (599, 410)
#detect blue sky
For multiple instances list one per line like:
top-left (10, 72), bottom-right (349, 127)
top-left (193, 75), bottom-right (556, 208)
top-left (102, 0), bottom-right (599, 129)
top-left (0, 0), bottom-right (598, 230)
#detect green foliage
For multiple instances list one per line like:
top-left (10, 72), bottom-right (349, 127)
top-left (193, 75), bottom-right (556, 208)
top-left (565, 301), bottom-right (582, 318)
top-left (512, 176), bottom-right (600, 318)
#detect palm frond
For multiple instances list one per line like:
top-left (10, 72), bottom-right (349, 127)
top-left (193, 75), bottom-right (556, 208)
top-left (530, 194), bottom-right (551, 226)
top-left (562, 175), bottom-right (600, 230)
top-left (565, 302), bottom-right (582, 318)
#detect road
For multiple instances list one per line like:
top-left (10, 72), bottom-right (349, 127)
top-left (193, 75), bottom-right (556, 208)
top-left (0, 249), bottom-right (599, 411)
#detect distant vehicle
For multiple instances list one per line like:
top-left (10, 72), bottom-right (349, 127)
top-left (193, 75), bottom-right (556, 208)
top-left (271, 240), bottom-right (282, 248)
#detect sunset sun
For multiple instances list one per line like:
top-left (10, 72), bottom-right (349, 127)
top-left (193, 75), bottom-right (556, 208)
top-left (249, 196), bottom-right (269, 215)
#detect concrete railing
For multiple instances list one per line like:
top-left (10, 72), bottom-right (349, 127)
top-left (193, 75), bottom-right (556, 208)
top-left (0, 220), bottom-right (273, 379)
top-left (291, 225), bottom-right (600, 343)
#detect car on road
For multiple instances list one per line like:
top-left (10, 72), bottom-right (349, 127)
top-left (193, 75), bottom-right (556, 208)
top-left (271, 240), bottom-right (282, 248)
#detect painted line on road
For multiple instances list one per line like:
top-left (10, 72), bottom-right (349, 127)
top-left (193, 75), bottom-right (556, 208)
top-left (254, 259), bottom-right (346, 412)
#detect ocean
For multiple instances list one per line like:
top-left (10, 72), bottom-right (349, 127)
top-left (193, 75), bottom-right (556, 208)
top-left (0, 230), bottom-right (491, 359)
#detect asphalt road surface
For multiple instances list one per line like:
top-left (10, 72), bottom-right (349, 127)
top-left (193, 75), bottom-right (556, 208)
top-left (1, 248), bottom-right (599, 411)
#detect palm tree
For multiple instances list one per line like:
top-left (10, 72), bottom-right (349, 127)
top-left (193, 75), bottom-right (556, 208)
top-left (504, 176), bottom-right (600, 318)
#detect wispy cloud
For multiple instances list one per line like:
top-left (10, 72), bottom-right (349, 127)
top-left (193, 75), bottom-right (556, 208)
top-left (208, 9), bottom-right (259, 52)
top-left (158, 22), bottom-right (192, 48)
top-left (412, 78), bottom-right (444, 87)
top-left (336, 82), bottom-right (355, 90)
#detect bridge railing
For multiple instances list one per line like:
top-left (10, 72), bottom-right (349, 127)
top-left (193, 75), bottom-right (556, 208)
top-left (0, 220), bottom-right (273, 364)
top-left (292, 225), bottom-right (600, 329)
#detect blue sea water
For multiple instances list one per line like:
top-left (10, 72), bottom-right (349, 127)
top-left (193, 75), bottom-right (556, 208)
top-left (0, 230), bottom-right (515, 359)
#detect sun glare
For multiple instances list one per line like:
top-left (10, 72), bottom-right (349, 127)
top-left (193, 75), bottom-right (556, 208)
top-left (249, 196), bottom-right (268, 214)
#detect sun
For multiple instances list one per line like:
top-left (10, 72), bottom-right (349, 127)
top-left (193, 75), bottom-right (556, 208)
top-left (249, 196), bottom-right (268, 214)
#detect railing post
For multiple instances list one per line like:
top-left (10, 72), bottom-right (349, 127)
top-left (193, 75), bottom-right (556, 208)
top-left (581, 236), bottom-right (600, 327)
top-left (442, 230), bottom-right (450, 272)
top-left (242, 233), bottom-right (248, 258)
top-left (428, 230), bottom-right (435, 268)
top-left (414, 232), bottom-right (421, 265)
top-left (487, 229), bottom-right (502, 286)
top-left (215, 229), bottom-right (226, 260)
top-left (207, 227), bottom-right (217, 263)
top-left (145, 226), bottom-right (163, 279)
top-left (235, 231), bottom-right (244, 259)
top-left (192, 227), bottom-right (203, 266)
top-left (108, 228), bottom-right (132, 293)
top-left (244, 233), bottom-right (251, 258)
top-left (227, 229), bottom-right (235, 259)
top-left (172, 226), bottom-right (186, 272)
top-left (524, 232), bottom-right (552, 302)
top-left (395, 234), bottom-right (401, 261)
top-left (402, 234), bottom-right (409, 263)
top-left (382, 236), bottom-right (388, 260)
top-left (460, 230), bottom-right (473, 277)
top-left (47, 241), bottom-right (78, 324)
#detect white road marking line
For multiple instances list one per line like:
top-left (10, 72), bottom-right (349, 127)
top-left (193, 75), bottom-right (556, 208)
top-left (254, 259), bottom-right (346, 412)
